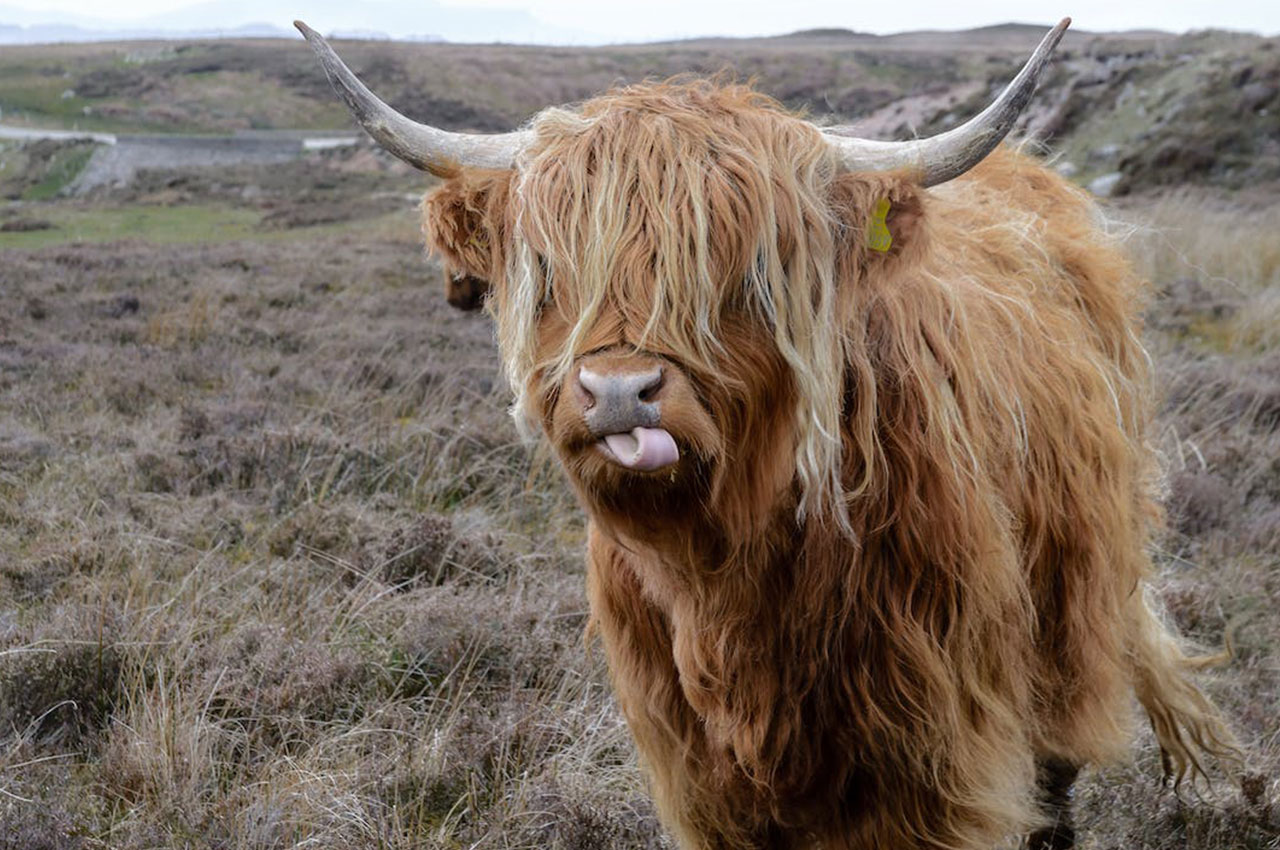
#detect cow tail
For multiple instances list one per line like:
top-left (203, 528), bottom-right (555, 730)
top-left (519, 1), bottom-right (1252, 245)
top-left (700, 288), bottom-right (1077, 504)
top-left (1129, 593), bottom-right (1243, 789)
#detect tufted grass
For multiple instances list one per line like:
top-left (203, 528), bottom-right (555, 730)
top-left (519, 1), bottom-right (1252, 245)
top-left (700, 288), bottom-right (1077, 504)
top-left (0, 180), bottom-right (1277, 848)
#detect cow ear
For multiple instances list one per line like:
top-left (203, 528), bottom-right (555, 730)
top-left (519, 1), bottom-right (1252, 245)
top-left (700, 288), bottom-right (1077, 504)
top-left (422, 169), bottom-right (513, 309)
top-left (829, 172), bottom-right (929, 274)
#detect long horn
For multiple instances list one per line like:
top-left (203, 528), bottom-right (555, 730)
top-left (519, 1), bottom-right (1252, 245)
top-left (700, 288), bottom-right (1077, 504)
top-left (294, 20), bottom-right (530, 176)
top-left (824, 18), bottom-right (1070, 186)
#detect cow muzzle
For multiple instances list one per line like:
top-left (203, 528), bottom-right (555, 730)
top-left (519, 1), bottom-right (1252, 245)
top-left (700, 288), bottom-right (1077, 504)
top-left (574, 361), bottom-right (679, 471)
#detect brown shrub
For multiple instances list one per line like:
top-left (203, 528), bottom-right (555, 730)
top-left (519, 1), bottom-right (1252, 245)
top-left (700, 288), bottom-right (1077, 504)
top-left (365, 512), bottom-right (510, 587)
top-left (1167, 470), bottom-right (1238, 538)
top-left (0, 640), bottom-right (125, 745)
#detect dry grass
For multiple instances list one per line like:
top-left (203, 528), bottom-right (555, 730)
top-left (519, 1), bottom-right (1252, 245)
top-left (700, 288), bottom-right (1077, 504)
top-left (1058, 193), bottom-right (1280, 849)
top-left (0, 34), bottom-right (987, 135)
top-left (0, 233), bottom-right (662, 848)
top-left (0, 183), bottom-right (1277, 848)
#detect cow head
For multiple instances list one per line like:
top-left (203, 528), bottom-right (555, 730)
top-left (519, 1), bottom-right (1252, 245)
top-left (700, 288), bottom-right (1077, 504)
top-left (296, 20), bottom-right (1068, 535)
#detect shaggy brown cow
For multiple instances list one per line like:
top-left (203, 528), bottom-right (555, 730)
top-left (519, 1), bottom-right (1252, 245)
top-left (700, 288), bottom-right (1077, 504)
top-left (298, 19), bottom-right (1239, 850)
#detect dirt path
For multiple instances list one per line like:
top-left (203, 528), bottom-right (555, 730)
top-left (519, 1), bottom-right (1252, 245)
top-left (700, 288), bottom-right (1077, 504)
top-left (1, 124), bottom-right (359, 195)
top-left (69, 131), bottom-right (360, 194)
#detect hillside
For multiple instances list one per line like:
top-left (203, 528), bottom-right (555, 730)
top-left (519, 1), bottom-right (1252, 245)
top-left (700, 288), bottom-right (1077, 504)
top-left (0, 26), bottom-right (1277, 195)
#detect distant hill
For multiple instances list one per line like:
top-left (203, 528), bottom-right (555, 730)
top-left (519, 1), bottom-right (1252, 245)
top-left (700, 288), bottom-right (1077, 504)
top-left (0, 24), bottom-right (1276, 194)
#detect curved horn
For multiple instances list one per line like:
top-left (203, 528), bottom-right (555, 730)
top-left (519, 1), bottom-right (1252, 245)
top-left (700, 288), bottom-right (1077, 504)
top-left (824, 18), bottom-right (1070, 186)
top-left (294, 20), bottom-right (530, 176)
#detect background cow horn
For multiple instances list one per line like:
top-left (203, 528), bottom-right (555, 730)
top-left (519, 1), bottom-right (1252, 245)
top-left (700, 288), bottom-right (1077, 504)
top-left (823, 18), bottom-right (1070, 187)
top-left (295, 20), bottom-right (529, 176)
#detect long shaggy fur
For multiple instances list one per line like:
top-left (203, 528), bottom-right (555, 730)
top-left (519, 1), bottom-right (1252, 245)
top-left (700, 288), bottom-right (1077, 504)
top-left (421, 80), bottom-right (1239, 850)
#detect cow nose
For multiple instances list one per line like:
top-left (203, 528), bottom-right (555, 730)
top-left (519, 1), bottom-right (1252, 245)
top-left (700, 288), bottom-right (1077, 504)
top-left (577, 366), bottom-right (664, 435)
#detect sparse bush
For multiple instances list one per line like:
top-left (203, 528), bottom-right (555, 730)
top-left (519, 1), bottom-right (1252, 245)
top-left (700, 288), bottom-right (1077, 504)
top-left (366, 512), bottom-right (510, 587)
top-left (1167, 470), bottom-right (1238, 538)
top-left (210, 628), bottom-right (378, 746)
top-left (0, 801), bottom-right (85, 850)
top-left (389, 584), bottom-right (583, 691)
top-left (0, 641), bottom-right (124, 744)
top-left (266, 502), bottom-right (372, 563)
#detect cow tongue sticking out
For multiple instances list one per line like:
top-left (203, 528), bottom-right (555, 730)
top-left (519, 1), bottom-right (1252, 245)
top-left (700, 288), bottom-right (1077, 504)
top-left (601, 427), bottom-right (679, 471)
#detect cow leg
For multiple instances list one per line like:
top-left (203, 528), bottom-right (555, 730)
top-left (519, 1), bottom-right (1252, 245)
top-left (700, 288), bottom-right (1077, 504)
top-left (1024, 757), bottom-right (1080, 850)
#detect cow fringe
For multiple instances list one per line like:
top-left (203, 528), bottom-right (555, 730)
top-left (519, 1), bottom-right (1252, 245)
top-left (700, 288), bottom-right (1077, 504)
top-left (500, 82), bottom-right (853, 530)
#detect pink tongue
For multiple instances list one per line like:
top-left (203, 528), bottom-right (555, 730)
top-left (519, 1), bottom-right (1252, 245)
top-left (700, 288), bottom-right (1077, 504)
top-left (602, 427), bottom-right (679, 471)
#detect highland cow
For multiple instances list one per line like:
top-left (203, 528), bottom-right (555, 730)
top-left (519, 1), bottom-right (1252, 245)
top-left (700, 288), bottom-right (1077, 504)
top-left (298, 19), bottom-right (1239, 850)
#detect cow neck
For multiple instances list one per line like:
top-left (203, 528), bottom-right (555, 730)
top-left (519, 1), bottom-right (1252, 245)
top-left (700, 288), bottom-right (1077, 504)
top-left (589, 499), bottom-right (800, 607)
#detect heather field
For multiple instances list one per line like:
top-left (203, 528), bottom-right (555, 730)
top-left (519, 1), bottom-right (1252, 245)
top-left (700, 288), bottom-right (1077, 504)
top-left (1, 25), bottom-right (1279, 850)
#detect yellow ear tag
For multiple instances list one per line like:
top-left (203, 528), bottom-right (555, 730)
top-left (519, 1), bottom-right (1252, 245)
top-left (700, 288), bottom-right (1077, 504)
top-left (867, 197), bottom-right (893, 253)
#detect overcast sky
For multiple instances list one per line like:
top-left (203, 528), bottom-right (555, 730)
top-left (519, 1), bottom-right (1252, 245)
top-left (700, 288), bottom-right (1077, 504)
top-left (2, 0), bottom-right (1277, 42)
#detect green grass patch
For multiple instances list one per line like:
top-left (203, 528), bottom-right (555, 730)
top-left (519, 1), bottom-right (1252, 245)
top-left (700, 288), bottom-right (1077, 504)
top-left (0, 73), bottom-right (98, 124)
top-left (0, 203), bottom-right (260, 247)
top-left (21, 144), bottom-right (95, 200)
top-left (0, 140), bottom-right (24, 182)
top-left (0, 204), bottom-right (421, 248)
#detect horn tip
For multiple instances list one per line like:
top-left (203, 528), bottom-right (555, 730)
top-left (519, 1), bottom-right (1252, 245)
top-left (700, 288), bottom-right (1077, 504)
top-left (294, 20), bottom-right (316, 39)
top-left (1039, 17), bottom-right (1071, 54)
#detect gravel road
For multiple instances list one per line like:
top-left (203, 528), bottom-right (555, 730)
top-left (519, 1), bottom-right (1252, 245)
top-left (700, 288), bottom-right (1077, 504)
top-left (0, 124), bottom-right (358, 195)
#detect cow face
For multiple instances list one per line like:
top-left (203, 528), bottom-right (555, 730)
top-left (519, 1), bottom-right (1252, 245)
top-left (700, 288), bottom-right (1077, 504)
top-left (533, 301), bottom-right (798, 529)
top-left (423, 84), bottom-right (895, 529)
top-left (423, 89), bottom-right (934, 533)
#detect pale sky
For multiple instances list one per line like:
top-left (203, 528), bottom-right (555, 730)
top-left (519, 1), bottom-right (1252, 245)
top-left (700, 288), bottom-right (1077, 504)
top-left (2, 0), bottom-right (1277, 42)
